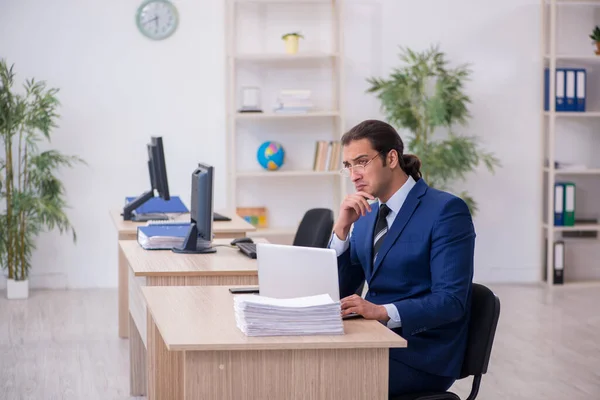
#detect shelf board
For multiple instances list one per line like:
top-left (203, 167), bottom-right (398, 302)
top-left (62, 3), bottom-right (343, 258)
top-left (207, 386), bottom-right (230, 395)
top-left (546, 0), bottom-right (600, 5)
top-left (543, 223), bottom-right (600, 231)
top-left (235, 110), bottom-right (339, 120)
top-left (544, 167), bottom-right (600, 175)
top-left (544, 54), bottom-right (600, 60)
top-left (544, 111), bottom-right (600, 117)
top-left (237, 170), bottom-right (340, 178)
top-left (232, 52), bottom-right (338, 61)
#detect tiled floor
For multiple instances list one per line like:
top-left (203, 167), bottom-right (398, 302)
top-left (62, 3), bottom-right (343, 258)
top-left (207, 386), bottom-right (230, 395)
top-left (0, 282), bottom-right (599, 399)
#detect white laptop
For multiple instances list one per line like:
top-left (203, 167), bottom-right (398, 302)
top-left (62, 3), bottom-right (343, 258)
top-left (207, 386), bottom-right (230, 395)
top-left (256, 243), bottom-right (340, 301)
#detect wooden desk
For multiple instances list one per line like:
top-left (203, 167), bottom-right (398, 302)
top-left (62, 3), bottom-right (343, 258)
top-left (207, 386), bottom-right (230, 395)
top-left (120, 238), bottom-right (264, 396)
top-left (142, 286), bottom-right (407, 400)
top-left (110, 208), bottom-right (256, 339)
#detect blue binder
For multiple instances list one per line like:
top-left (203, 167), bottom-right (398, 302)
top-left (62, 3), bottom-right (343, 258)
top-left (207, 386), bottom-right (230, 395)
top-left (565, 69), bottom-right (576, 111)
top-left (575, 68), bottom-right (586, 112)
top-left (124, 195), bottom-right (189, 214)
top-left (554, 182), bottom-right (564, 226)
top-left (544, 68), bottom-right (567, 112)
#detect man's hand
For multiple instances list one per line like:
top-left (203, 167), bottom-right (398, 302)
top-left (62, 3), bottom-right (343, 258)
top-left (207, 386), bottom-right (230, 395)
top-left (333, 191), bottom-right (375, 240)
top-left (340, 294), bottom-right (390, 322)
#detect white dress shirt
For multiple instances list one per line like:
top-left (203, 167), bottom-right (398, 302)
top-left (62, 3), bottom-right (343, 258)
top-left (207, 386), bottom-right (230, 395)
top-left (329, 175), bottom-right (417, 329)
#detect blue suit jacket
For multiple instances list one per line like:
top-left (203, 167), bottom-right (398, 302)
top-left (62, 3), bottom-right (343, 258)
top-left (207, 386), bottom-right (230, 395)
top-left (337, 178), bottom-right (476, 378)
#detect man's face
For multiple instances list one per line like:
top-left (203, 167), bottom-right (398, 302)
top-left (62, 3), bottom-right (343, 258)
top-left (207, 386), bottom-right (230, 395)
top-left (342, 138), bottom-right (389, 198)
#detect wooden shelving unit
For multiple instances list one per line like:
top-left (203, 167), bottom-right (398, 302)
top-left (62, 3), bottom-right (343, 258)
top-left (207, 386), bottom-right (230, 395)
top-left (225, 0), bottom-right (346, 243)
top-left (541, 0), bottom-right (600, 285)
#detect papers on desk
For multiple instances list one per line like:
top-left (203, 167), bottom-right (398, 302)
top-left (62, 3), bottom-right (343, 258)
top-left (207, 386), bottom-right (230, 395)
top-left (137, 223), bottom-right (191, 250)
top-left (234, 293), bottom-right (344, 337)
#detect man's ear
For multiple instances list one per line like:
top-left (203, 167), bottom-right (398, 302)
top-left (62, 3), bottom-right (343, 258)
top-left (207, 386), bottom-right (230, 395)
top-left (388, 150), bottom-right (399, 169)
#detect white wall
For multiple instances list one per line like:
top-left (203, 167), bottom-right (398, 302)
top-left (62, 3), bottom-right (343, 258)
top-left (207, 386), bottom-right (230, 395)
top-left (0, 0), bottom-right (545, 288)
top-left (369, 0), bottom-right (544, 283)
top-left (0, 0), bottom-right (228, 288)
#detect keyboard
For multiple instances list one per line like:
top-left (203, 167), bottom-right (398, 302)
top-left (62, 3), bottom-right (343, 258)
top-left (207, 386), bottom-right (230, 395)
top-left (236, 242), bottom-right (257, 259)
top-left (143, 212), bottom-right (231, 224)
top-left (213, 212), bottom-right (232, 222)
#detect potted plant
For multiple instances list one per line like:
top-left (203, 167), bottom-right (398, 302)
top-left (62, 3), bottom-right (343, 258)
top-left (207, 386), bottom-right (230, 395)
top-left (282, 32), bottom-right (304, 54)
top-left (0, 59), bottom-right (84, 299)
top-left (366, 45), bottom-right (500, 215)
top-left (590, 25), bottom-right (600, 55)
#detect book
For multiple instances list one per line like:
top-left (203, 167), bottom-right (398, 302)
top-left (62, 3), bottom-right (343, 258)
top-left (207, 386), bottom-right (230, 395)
top-left (312, 140), bottom-right (341, 172)
top-left (233, 293), bottom-right (344, 337)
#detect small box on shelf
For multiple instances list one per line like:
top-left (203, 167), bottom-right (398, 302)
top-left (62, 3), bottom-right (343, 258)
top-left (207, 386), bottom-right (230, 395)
top-left (236, 207), bottom-right (268, 228)
top-left (561, 218), bottom-right (599, 239)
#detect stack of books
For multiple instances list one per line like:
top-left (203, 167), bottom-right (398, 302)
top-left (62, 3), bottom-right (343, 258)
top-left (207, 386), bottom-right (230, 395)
top-left (273, 90), bottom-right (313, 114)
top-left (313, 140), bottom-right (341, 171)
top-left (233, 293), bottom-right (344, 337)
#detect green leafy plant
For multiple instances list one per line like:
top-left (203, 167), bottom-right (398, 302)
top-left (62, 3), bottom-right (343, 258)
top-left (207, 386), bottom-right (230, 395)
top-left (281, 32), bottom-right (304, 40)
top-left (366, 44), bottom-right (500, 215)
top-left (590, 25), bottom-right (600, 42)
top-left (0, 59), bottom-right (85, 282)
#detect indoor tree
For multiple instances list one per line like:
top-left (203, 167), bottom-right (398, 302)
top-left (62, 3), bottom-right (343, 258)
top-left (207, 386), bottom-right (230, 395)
top-left (366, 44), bottom-right (500, 215)
top-left (0, 59), bottom-right (84, 285)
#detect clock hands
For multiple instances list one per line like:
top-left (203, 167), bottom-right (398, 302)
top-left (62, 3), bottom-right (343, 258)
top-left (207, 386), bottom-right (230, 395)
top-left (145, 16), bottom-right (158, 25)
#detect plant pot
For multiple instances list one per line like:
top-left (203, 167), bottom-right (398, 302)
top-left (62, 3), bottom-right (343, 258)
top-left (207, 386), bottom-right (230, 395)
top-left (6, 278), bottom-right (29, 299)
top-left (284, 36), bottom-right (299, 54)
top-left (595, 41), bottom-right (600, 55)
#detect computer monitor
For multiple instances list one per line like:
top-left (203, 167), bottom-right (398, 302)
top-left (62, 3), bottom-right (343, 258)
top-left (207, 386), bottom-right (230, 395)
top-left (122, 136), bottom-right (170, 221)
top-left (172, 163), bottom-right (216, 254)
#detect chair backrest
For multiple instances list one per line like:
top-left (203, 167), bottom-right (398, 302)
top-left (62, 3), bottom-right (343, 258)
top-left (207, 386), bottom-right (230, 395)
top-left (292, 208), bottom-right (334, 248)
top-left (459, 283), bottom-right (501, 379)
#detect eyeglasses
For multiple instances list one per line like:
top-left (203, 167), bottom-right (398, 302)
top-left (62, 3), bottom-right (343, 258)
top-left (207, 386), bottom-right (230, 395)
top-left (339, 154), bottom-right (379, 177)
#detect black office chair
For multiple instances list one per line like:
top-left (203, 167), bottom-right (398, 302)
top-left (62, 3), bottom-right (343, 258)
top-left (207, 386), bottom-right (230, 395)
top-left (292, 208), bottom-right (334, 248)
top-left (391, 283), bottom-right (501, 400)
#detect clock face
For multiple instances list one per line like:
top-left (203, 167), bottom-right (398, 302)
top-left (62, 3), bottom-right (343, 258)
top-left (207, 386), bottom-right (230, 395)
top-left (136, 0), bottom-right (178, 40)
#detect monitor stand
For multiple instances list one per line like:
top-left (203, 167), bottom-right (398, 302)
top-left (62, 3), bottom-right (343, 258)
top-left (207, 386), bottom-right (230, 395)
top-left (172, 223), bottom-right (216, 254)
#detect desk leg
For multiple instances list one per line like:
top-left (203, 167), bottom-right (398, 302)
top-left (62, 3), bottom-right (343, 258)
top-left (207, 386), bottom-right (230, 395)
top-left (148, 311), bottom-right (184, 400)
top-left (118, 244), bottom-right (129, 338)
top-left (129, 313), bottom-right (147, 396)
top-left (184, 348), bottom-right (389, 399)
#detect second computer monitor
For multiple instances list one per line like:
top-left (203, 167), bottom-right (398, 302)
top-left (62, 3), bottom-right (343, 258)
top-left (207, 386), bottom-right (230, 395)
top-left (172, 163), bottom-right (215, 254)
top-left (190, 163), bottom-right (213, 241)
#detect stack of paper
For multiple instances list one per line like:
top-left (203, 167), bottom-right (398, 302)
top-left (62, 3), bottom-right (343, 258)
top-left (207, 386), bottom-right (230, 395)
top-left (136, 222), bottom-right (191, 250)
top-left (234, 293), bottom-right (344, 337)
top-left (272, 89), bottom-right (313, 114)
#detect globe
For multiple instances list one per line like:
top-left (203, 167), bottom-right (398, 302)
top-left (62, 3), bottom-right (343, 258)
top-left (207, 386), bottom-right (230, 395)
top-left (257, 141), bottom-right (285, 171)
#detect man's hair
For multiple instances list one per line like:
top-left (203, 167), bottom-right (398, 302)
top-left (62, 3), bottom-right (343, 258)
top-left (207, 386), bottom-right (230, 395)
top-left (341, 119), bottom-right (421, 181)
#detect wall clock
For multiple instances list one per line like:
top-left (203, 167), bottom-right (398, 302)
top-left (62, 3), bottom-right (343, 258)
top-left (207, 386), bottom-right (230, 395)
top-left (136, 0), bottom-right (179, 40)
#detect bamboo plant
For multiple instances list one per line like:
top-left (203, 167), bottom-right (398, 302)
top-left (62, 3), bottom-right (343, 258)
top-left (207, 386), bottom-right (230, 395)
top-left (0, 59), bottom-right (84, 282)
top-left (366, 44), bottom-right (500, 215)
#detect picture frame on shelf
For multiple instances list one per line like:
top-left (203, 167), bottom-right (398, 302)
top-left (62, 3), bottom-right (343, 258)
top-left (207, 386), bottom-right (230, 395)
top-left (239, 86), bottom-right (263, 113)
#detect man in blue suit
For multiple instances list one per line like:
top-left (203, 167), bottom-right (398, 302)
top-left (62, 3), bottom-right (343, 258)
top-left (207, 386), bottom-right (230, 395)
top-left (329, 119), bottom-right (476, 396)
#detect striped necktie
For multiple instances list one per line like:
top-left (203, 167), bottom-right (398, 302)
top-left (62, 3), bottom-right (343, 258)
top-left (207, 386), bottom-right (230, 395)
top-left (373, 204), bottom-right (391, 265)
